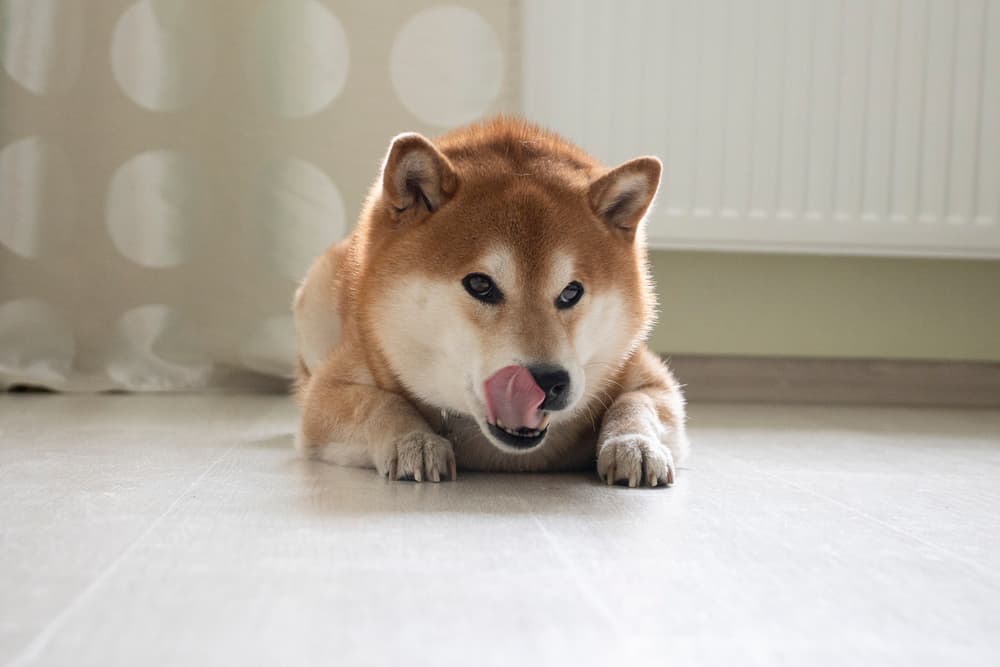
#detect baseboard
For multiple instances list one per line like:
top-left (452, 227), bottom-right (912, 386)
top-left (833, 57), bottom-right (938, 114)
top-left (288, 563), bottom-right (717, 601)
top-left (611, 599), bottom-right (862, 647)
top-left (664, 355), bottom-right (1000, 407)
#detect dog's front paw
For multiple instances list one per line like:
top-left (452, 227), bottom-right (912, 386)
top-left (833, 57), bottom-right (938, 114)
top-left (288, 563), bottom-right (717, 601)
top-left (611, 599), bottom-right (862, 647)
top-left (379, 431), bottom-right (457, 482)
top-left (597, 434), bottom-right (675, 488)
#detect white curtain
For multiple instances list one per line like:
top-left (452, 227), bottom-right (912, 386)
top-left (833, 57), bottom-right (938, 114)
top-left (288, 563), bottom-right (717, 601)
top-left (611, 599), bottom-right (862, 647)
top-left (0, 0), bottom-right (517, 391)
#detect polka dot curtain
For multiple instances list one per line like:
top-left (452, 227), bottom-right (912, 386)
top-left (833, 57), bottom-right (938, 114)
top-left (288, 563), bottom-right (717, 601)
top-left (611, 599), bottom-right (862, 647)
top-left (0, 0), bottom-right (517, 391)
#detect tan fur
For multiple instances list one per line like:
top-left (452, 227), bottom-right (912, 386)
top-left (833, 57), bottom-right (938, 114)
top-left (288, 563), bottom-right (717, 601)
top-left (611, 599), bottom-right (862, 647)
top-left (293, 117), bottom-right (688, 485)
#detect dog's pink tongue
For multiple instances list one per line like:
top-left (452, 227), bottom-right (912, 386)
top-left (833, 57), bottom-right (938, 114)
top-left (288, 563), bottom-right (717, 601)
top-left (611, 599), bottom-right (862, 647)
top-left (483, 366), bottom-right (546, 430)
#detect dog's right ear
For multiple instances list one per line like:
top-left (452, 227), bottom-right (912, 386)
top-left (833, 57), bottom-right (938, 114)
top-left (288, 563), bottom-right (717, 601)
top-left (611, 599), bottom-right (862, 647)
top-left (381, 133), bottom-right (457, 222)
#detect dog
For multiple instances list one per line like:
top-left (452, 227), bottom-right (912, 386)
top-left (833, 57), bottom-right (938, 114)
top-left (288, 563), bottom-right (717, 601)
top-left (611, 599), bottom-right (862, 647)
top-left (293, 117), bottom-right (688, 486)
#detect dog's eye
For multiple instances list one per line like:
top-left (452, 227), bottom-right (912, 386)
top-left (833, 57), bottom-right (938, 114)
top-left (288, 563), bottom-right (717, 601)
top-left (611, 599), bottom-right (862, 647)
top-left (556, 281), bottom-right (584, 309)
top-left (462, 273), bottom-right (503, 304)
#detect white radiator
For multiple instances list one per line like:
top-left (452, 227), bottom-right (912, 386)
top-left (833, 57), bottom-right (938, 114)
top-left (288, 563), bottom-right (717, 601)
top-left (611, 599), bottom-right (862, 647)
top-left (522, 0), bottom-right (1000, 258)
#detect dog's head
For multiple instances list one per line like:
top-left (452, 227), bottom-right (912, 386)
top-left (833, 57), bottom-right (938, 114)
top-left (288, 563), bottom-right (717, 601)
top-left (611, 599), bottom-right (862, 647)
top-left (364, 120), bottom-right (660, 454)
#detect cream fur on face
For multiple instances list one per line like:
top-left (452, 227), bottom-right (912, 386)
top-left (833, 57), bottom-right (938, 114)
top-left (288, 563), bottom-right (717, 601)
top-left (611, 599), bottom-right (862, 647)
top-left (370, 277), bottom-right (478, 414)
top-left (366, 249), bottom-right (640, 453)
top-left (572, 288), bottom-right (635, 409)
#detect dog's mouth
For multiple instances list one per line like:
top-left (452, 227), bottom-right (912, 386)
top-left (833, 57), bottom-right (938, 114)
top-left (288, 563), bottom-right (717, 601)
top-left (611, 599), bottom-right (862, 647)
top-left (482, 365), bottom-right (549, 451)
top-left (487, 413), bottom-right (551, 449)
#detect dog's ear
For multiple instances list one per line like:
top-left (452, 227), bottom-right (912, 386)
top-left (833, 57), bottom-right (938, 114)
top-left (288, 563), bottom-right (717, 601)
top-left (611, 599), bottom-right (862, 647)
top-left (588, 157), bottom-right (661, 241)
top-left (381, 133), bottom-right (457, 222)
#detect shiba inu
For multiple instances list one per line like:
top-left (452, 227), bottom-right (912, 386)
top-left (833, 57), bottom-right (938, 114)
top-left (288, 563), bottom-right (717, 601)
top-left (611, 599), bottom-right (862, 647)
top-left (293, 117), bottom-right (688, 486)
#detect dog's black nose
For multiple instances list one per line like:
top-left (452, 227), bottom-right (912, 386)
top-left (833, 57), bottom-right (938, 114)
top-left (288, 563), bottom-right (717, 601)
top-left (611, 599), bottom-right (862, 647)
top-left (528, 365), bottom-right (571, 411)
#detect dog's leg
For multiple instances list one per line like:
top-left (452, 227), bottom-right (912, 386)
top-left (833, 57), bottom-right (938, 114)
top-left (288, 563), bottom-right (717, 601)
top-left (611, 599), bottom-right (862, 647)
top-left (596, 347), bottom-right (689, 487)
top-left (297, 356), bottom-right (457, 482)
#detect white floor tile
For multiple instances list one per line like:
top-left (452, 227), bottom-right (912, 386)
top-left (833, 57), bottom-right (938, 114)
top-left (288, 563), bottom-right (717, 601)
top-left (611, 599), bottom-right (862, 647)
top-left (1, 396), bottom-right (998, 666)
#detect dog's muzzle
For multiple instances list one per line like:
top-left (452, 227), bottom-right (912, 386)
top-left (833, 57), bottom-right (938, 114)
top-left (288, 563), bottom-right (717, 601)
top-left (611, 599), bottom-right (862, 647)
top-left (482, 364), bottom-right (571, 450)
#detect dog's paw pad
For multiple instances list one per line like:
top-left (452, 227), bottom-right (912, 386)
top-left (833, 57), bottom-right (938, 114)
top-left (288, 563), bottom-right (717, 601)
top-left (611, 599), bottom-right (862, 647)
top-left (597, 434), bottom-right (674, 488)
top-left (381, 431), bottom-right (457, 482)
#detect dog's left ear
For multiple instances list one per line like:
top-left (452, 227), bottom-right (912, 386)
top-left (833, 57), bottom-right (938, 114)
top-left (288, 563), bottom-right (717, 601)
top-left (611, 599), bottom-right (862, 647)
top-left (588, 157), bottom-right (662, 241)
top-left (381, 133), bottom-right (458, 222)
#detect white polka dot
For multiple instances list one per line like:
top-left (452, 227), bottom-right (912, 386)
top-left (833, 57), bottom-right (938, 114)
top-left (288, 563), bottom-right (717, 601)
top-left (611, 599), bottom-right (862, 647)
top-left (0, 136), bottom-right (76, 258)
top-left (106, 150), bottom-right (205, 268)
top-left (0, 299), bottom-right (75, 388)
top-left (0, 0), bottom-right (84, 95)
top-left (240, 315), bottom-right (296, 377)
top-left (390, 6), bottom-right (503, 126)
top-left (245, 0), bottom-right (348, 117)
top-left (253, 157), bottom-right (345, 280)
top-left (105, 305), bottom-right (213, 390)
top-left (111, 0), bottom-right (214, 111)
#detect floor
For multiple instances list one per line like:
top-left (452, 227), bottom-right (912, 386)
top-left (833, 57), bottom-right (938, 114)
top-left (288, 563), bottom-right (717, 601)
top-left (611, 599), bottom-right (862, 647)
top-left (1, 395), bottom-right (999, 667)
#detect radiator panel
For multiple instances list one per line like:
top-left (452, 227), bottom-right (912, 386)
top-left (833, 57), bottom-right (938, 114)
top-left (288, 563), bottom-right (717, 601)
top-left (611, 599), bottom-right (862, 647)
top-left (522, 0), bottom-right (1000, 257)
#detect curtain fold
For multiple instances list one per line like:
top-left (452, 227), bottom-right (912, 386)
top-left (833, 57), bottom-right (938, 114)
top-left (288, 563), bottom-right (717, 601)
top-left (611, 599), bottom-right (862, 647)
top-left (0, 0), bottom-right (517, 391)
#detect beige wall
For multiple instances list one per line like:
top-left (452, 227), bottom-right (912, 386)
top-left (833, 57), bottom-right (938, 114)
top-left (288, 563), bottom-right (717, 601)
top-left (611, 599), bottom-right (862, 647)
top-left (647, 251), bottom-right (1000, 362)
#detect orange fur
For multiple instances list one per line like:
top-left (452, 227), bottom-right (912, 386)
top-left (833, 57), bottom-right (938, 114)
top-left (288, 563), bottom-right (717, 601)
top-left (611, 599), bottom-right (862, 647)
top-left (293, 117), bottom-right (688, 485)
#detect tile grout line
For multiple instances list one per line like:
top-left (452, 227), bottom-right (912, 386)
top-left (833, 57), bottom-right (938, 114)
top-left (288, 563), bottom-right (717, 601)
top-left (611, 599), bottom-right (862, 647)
top-left (527, 506), bottom-right (637, 655)
top-left (7, 440), bottom-right (242, 667)
top-left (712, 449), bottom-right (1000, 585)
top-left (781, 479), bottom-right (1000, 584)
